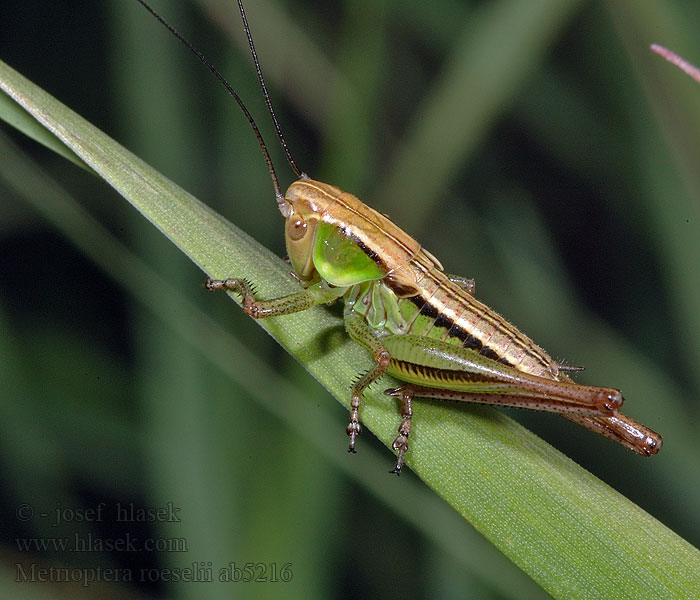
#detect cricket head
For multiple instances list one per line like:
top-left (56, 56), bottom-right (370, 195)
top-left (281, 178), bottom-right (336, 281)
top-left (281, 178), bottom-right (387, 288)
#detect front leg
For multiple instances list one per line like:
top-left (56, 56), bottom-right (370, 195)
top-left (204, 277), bottom-right (344, 318)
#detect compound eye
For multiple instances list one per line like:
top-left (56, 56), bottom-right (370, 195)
top-left (287, 214), bottom-right (308, 241)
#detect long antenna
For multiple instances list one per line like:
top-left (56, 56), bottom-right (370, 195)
top-left (235, 0), bottom-right (304, 179)
top-left (135, 0), bottom-right (292, 216)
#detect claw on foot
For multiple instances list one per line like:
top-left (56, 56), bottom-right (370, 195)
top-left (391, 434), bottom-right (409, 475)
top-left (346, 420), bottom-right (361, 453)
top-left (386, 385), bottom-right (413, 475)
top-left (203, 277), bottom-right (220, 291)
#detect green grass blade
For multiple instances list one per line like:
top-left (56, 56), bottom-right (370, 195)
top-left (2, 58), bottom-right (700, 599)
top-left (0, 82), bottom-right (88, 170)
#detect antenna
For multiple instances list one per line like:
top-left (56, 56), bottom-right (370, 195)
top-left (135, 0), bottom-right (297, 217)
top-left (235, 0), bottom-right (304, 179)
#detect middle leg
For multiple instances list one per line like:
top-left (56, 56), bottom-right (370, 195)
top-left (343, 310), bottom-right (392, 453)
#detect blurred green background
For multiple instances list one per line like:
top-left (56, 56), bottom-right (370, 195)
top-left (1, 0), bottom-right (699, 598)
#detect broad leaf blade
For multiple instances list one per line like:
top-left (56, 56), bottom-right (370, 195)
top-left (2, 58), bottom-right (699, 599)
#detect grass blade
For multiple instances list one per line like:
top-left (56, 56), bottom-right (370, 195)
top-left (2, 57), bottom-right (700, 599)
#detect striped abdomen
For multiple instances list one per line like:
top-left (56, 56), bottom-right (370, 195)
top-left (392, 254), bottom-right (564, 381)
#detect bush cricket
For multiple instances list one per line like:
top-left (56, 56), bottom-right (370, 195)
top-left (137, 0), bottom-right (662, 473)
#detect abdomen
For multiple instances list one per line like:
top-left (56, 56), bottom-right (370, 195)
top-left (397, 268), bottom-right (563, 380)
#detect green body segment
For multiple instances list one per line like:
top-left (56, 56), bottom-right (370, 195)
top-left (381, 333), bottom-right (536, 392)
top-left (379, 334), bottom-right (618, 410)
top-left (313, 222), bottom-right (385, 286)
top-left (343, 276), bottom-right (564, 382)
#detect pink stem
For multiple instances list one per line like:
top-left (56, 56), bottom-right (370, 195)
top-left (651, 44), bottom-right (700, 84)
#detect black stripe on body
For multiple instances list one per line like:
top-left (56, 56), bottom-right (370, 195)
top-left (445, 322), bottom-right (484, 352)
top-left (402, 278), bottom-right (519, 368)
top-left (345, 230), bottom-right (386, 270)
top-left (416, 298), bottom-right (439, 320)
top-left (433, 312), bottom-right (453, 331)
top-left (479, 347), bottom-right (502, 362)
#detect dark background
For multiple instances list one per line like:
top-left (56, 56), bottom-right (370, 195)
top-left (1, 0), bottom-right (699, 598)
